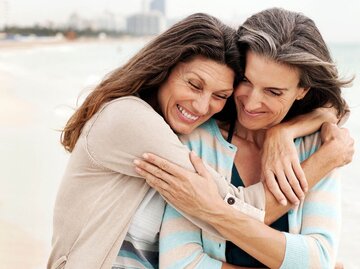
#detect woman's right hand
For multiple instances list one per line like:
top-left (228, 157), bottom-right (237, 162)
top-left (320, 122), bottom-right (354, 167)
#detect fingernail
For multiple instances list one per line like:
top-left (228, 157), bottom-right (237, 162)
top-left (280, 199), bottom-right (287, 206)
top-left (133, 159), bottom-right (140, 165)
top-left (142, 153), bottom-right (149, 159)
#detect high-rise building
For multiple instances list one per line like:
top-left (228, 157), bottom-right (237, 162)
top-left (126, 12), bottom-right (166, 36)
top-left (150, 0), bottom-right (166, 16)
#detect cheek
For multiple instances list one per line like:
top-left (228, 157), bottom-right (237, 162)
top-left (211, 100), bottom-right (227, 114)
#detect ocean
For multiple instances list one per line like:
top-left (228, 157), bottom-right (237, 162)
top-left (0, 39), bottom-right (359, 268)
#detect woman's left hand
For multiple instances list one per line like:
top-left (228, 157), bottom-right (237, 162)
top-left (134, 151), bottom-right (224, 219)
top-left (261, 126), bottom-right (307, 206)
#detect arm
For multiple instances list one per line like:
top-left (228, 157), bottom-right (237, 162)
top-left (205, 133), bottom-right (342, 268)
top-left (160, 204), bottom-right (263, 269)
top-left (87, 97), bottom-right (264, 237)
top-left (261, 106), bottom-right (341, 206)
top-left (264, 122), bottom-right (353, 224)
top-left (134, 123), bottom-right (353, 226)
top-left (159, 204), bottom-right (222, 269)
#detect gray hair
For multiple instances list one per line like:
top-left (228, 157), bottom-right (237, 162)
top-left (237, 7), bottom-right (353, 119)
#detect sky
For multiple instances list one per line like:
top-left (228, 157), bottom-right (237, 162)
top-left (2, 0), bottom-right (360, 43)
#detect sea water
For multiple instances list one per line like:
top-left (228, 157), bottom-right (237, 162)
top-left (0, 39), bottom-right (359, 268)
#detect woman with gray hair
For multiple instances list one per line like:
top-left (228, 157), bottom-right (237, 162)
top-left (135, 8), bottom-right (354, 268)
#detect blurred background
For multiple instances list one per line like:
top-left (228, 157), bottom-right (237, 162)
top-left (0, 0), bottom-right (359, 268)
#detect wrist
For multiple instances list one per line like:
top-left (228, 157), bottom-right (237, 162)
top-left (312, 141), bottom-right (339, 170)
top-left (200, 199), bottom-right (234, 226)
top-left (266, 122), bottom-right (296, 142)
top-left (321, 139), bottom-right (345, 167)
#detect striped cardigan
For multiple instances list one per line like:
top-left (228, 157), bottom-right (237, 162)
top-left (160, 119), bottom-right (341, 269)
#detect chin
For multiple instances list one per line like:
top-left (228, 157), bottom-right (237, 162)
top-left (171, 124), bottom-right (192, 135)
top-left (177, 127), bottom-right (193, 135)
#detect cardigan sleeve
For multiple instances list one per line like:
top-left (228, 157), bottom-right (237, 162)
top-left (280, 133), bottom-right (342, 269)
top-left (160, 204), bottom-right (223, 269)
top-left (84, 97), bottom-right (265, 234)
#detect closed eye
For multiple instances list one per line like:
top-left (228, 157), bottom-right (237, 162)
top-left (213, 94), bottom-right (229, 100)
top-left (188, 80), bottom-right (201, 90)
top-left (267, 89), bottom-right (282, 96)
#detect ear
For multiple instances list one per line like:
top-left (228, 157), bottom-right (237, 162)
top-left (296, 87), bottom-right (310, 100)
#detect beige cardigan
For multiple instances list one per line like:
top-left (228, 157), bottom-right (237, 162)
top-left (48, 96), bottom-right (265, 269)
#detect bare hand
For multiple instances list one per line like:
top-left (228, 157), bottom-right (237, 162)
top-left (261, 126), bottom-right (307, 206)
top-left (134, 151), bottom-right (223, 219)
top-left (320, 122), bottom-right (354, 167)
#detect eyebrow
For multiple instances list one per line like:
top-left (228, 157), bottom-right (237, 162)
top-left (244, 75), bottom-right (289, 91)
top-left (188, 71), bottom-right (234, 92)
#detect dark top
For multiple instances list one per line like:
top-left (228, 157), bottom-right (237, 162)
top-left (225, 121), bottom-right (289, 267)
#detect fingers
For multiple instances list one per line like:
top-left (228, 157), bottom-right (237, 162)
top-left (189, 151), bottom-right (211, 178)
top-left (277, 170), bottom-right (301, 205)
top-left (134, 166), bottom-right (171, 192)
top-left (284, 165), bottom-right (305, 202)
top-left (134, 158), bottom-right (176, 186)
top-left (134, 165), bottom-right (179, 205)
top-left (264, 169), bottom-right (303, 206)
top-left (142, 153), bottom-right (189, 178)
top-left (292, 160), bottom-right (308, 192)
top-left (263, 170), bottom-right (287, 206)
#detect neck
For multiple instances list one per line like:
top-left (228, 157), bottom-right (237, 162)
top-left (234, 120), bottom-right (266, 148)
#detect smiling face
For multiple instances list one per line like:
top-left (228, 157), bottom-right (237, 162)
top-left (234, 50), bottom-right (309, 130)
top-left (158, 56), bottom-right (235, 134)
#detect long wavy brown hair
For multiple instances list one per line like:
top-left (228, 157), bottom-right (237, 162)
top-left (61, 13), bottom-right (241, 152)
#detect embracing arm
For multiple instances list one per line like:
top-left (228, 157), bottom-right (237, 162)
top-left (153, 134), bottom-right (344, 268)
top-left (264, 122), bottom-right (353, 224)
top-left (136, 121), bottom-right (353, 226)
top-left (205, 133), bottom-right (342, 268)
top-left (160, 203), bottom-right (263, 269)
top-left (261, 106), bottom-right (342, 206)
top-left (87, 97), bottom-right (265, 236)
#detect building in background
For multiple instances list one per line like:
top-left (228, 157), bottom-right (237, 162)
top-left (126, 0), bottom-right (166, 36)
top-left (126, 11), bottom-right (166, 36)
top-left (150, 0), bottom-right (166, 16)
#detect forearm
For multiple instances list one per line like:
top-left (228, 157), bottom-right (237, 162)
top-left (280, 107), bottom-right (338, 138)
top-left (208, 200), bottom-right (286, 268)
top-left (264, 142), bottom-right (338, 224)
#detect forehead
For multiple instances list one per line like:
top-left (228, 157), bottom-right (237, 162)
top-left (174, 56), bottom-right (235, 87)
top-left (245, 51), bottom-right (300, 89)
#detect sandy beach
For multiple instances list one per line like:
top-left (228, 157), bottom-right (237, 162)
top-left (0, 220), bottom-right (47, 268)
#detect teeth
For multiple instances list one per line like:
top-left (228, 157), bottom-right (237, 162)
top-left (177, 105), bottom-right (199, 121)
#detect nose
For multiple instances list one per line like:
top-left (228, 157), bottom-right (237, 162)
top-left (243, 88), bottom-right (262, 111)
top-left (193, 95), bottom-right (210, 115)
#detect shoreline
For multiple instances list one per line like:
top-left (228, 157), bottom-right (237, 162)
top-left (0, 36), bottom-right (153, 51)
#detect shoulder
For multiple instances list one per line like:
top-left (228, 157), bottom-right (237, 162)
top-left (84, 96), bottom-right (165, 136)
top-left (100, 96), bottom-right (155, 116)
